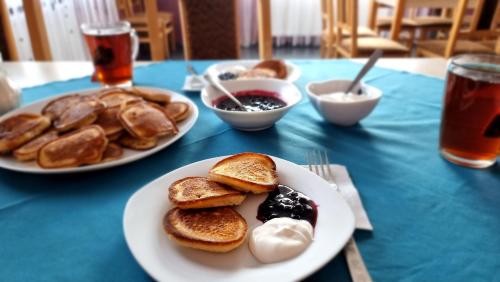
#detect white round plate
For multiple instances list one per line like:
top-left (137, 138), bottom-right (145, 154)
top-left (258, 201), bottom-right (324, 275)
top-left (205, 60), bottom-right (301, 82)
top-left (0, 87), bottom-right (198, 174)
top-left (123, 156), bottom-right (355, 282)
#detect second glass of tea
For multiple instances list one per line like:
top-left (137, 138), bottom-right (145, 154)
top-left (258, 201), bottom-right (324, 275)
top-left (81, 21), bottom-right (138, 87)
top-left (439, 54), bottom-right (500, 168)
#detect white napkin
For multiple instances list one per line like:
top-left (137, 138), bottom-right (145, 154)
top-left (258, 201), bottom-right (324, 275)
top-left (182, 75), bottom-right (206, 92)
top-left (303, 164), bottom-right (373, 231)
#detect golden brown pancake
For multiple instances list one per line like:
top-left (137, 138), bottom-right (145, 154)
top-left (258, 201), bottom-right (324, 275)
top-left (208, 152), bottom-right (279, 193)
top-left (101, 143), bottom-right (123, 162)
top-left (53, 96), bottom-right (105, 132)
top-left (165, 102), bottom-right (190, 123)
top-left (119, 102), bottom-right (178, 139)
top-left (164, 207), bottom-right (248, 253)
top-left (169, 177), bottom-right (246, 209)
top-left (37, 125), bottom-right (108, 168)
top-left (94, 106), bottom-right (123, 136)
top-left (118, 134), bottom-right (158, 150)
top-left (41, 94), bottom-right (81, 120)
top-left (253, 60), bottom-right (288, 79)
top-left (99, 92), bottom-right (142, 108)
top-left (0, 113), bottom-right (51, 154)
top-left (96, 87), bottom-right (129, 97)
top-left (127, 87), bottom-right (171, 104)
top-left (238, 68), bottom-right (277, 79)
top-left (13, 130), bottom-right (59, 161)
top-left (107, 131), bottom-right (123, 141)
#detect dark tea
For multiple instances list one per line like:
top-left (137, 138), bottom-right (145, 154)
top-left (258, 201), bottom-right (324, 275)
top-left (439, 54), bottom-right (500, 168)
top-left (81, 22), bottom-right (137, 86)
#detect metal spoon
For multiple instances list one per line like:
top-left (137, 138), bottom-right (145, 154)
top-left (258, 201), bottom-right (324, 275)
top-left (345, 49), bottom-right (383, 95)
top-left (186, 64), bottom-right (204, 87)
top-left (203, 74), bottom-right (248, 111)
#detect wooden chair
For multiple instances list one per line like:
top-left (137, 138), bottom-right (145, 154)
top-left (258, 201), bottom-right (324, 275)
top-left (335, 0), bottom-right (410, 58)
top-left (373, 6), bottom-right (454, 43)
top-left (116, 0), bottom-right (175, 59)
top-left (415, 0), bottom-right (497, 58)
top-left (179, 0), bottom-right (240, 60)
top-left (320, 0), bottom-right (378, 58)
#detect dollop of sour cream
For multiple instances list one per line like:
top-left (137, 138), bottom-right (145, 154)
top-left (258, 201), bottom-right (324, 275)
top-left (249, 217), bottom-right (314, 264)
top-left (319, 92), bottom-right (369, 103)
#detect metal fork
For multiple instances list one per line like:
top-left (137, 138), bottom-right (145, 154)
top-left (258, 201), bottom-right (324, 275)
top-left (306, 149), bottom-right (373, 282)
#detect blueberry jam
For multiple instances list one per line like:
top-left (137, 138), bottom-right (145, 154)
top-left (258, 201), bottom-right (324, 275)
top-left (214, 90), bottom-right (286, 112)
top-left (218, 72), bottom-right (238, 81)
top-left (257, 185), bottom-right (318, 227)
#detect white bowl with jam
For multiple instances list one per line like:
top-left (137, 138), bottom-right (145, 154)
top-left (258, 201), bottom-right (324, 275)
top-left (201, 79), bottom-right (302, 131)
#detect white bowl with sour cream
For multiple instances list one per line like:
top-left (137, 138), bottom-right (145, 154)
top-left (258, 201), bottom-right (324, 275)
top-left (306, 79), bottom-right (382, 126)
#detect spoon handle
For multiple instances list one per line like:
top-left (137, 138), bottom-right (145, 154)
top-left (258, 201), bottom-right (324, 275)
top-left (204, 74), bottom-right (245, 108)
top-left (345, 49), bottom-right (383, 94)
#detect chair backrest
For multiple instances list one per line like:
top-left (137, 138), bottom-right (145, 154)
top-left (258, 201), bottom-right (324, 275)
top-left (179, 0), bottom-right (240, 60)
top-left (321, 0), bottom-right (334, 39)
top-left (116, 0), bottom-right (144, 18)
top-left (335, 0), bottom-right (359, 57)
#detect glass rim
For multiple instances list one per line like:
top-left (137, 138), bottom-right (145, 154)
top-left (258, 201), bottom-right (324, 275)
top-left (449, 53), bottom-right (500, 74)
top-left (80, 20), bottom-right (131, 34)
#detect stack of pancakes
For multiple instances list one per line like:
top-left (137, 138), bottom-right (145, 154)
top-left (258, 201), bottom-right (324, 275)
top-left (164, 152), bottom-right (279, 253)
top-left (0, 87), bottom-right (191, 168)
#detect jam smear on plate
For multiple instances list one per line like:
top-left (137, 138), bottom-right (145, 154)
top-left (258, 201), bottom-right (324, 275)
top-left (257, 185), bottom-right (318, 227)
top-left (214, 90), bottom-right (286, 112)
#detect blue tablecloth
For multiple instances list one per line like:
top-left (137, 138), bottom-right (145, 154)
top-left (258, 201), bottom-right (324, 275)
top-left (1, 60), bottom-right (499, 282)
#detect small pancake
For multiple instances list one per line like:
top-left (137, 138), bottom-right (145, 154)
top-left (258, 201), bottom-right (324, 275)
top-left (41, 94), bottom-right (81, 120)
top-left (208, 152), bottom-right (279, 193)
top-left (0, 113), bottom-right (51, 154)
top-left (96, 87), bottom-right (129, 97)
top-left (99, 92), bottom-right (142, 108)
top-left (13, 130), bottom-right (59, 161)
top-left (119, 102), bottom-right (178, 139)
top-left (94, 106), bottom-right (123, 136)
top-left (238, 68), bottom-right (277, 79)
top-left (107, 131), bottom-right (123, 141)
top-left (119, 134), bottom-right (157, 150)
top-left (37, 125), bottom-right (108, 168)
top-left (165, 102), bottom-right (190, 122)
top-left (53, 96), bottom-right (105, 132)
top-left (169, 177), bottom-right (246, 209)
top-left (101, 143), bottom-right (123, 162)
top-left (164, 207), bottom-right (248, 253)
top-left (253, 60), bottom-right (288, 79)
top-left (127, 87), bottom-right (171, 104)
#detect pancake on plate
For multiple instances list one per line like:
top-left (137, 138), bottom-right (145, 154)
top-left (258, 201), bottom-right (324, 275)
top-left (119, 102), bottom-right (178, 139)
top-left (165, 102), bottom-right (190, 122)
top-left (0, 113), bottom-right (51, 154)
top-left (13, 130), bottom-right (59, 161)
top-left (41, 94), bottom-right (81, 120)
top-left (53, 96), bottom-right (106, 132)
top-left (37, 125), bottom-right (108, 168)
top-left (208, 152), bottom-right (279, 193)
top-left (101, 143), bottom-right (124, 162)
top-left (127, 87), bottom-right (171, 104)
top-left (164, 207), bottom-right (248, 253)
top-left (118, 134), bottom-right (158, 150)
top-left (94, 106), bottom-right (123, 136)
top-left (169, 177), bottom-right (246, 209)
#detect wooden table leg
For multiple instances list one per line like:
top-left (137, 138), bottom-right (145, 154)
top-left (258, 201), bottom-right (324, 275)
top-left (144, 0), bottom-right (166, 61)
top-left (257, 0), bottom-right (272, 60)
top-left (23, 0), bottom-right (52, 61)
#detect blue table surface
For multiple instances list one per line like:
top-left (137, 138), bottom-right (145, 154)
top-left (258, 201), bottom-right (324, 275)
top-left (0, 60), bottom-right (499, 282)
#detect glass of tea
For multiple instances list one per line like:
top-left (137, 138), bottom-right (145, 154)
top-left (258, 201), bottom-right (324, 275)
top-left (81, 21), bottom-right (139, 86)
top-left (439, 54), bottom-right (500, 168)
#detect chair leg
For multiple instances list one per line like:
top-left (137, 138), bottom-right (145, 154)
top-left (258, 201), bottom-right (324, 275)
top-left (169, 31), bottom-right (176, 51)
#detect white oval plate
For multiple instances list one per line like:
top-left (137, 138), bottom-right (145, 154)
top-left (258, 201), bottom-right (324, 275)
top-left (0, 87), bottom-right (198, 174)
top-left (205, 60), bottom-right (301, 82)
top-left (123, 156), bottom-right (355, 282)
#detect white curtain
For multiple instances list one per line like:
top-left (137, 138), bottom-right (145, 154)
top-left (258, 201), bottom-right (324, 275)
top-left (5, 0), bottom-right (119, 61)
top-left (271, 0), bottom-right (322, 46)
